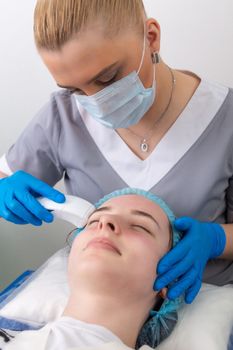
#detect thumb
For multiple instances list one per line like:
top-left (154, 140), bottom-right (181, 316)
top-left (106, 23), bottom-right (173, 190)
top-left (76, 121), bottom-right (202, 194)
top-left (174, 216), bottom-right (196, 231)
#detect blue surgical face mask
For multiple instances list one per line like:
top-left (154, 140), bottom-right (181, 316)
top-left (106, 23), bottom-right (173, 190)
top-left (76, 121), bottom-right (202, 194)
top-left (75, 31), bottom-right (156, 129)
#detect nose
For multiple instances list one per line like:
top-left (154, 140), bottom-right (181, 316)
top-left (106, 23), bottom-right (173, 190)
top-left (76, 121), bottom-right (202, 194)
top-left (98, 214), bottom-right (121, 234)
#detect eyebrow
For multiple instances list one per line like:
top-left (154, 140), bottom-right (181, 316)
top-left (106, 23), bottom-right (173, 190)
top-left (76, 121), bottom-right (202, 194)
top-left (130, 210), bottom-right (161, 230)
top-left (57, 61), bottom-right (119, 90)
top-left (89, 206), bottom-right (161, 230)
top-left (89, 206), bottom-right (111, 216)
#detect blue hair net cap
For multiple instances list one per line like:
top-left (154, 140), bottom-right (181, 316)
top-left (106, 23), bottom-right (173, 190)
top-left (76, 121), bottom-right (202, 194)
top-left (74, 187), bottom-right (184, 348)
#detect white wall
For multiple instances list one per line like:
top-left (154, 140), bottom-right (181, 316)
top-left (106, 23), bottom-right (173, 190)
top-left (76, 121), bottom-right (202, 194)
top-left (0, 0), bottom-right (233, 290)
top-left (144, 0), bottom-right (233, 86)
top-left (0, 0), bottom-right (71, 289)
top-left (0, 1), bottom-right (56, 153)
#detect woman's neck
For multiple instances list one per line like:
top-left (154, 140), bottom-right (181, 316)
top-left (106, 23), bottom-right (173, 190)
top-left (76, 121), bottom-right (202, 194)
top-left (62, 290), bottom-right (154, 348)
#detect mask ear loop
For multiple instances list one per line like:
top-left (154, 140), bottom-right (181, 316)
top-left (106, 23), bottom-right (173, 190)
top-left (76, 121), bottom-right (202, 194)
top-left (137, 23), bottom-right (160, 86)
top-left (136, 24), bottom-right (147, 75)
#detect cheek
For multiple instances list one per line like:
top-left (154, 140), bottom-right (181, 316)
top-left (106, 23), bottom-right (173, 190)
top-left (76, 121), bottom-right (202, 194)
top-left (68, 232), bottom-right (89, 272)
top-left (127, 231), bottom-right (164, 253)
top-left (126, 232), bottom-right (158, 263)
top-left (125, 232), bottom-right (168, 278)
top-left (125, 238), bottom-right (158, 290)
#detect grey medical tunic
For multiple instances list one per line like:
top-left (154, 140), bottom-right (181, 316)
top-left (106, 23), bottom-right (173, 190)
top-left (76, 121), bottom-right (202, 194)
top-left (3, 78), bottom-right (233, 286)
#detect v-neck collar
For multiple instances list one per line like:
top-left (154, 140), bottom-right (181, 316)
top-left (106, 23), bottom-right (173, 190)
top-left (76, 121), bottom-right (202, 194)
top-left (76, 78), bottom-right (229, 190)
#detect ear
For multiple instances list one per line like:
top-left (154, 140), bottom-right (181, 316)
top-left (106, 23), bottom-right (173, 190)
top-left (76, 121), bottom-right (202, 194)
top-left (158, 287), bottom-right (168, 299)
top-left (145, 18), bottom-right (161, 54)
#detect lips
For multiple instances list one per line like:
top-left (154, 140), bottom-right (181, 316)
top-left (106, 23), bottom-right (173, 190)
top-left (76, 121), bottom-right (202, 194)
top-left (86, 237), bottom-right (121, 255)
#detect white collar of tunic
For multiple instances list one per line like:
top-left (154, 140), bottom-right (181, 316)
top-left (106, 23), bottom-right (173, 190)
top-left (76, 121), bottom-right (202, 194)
top-left (76, 77), bottom-right (229, 190)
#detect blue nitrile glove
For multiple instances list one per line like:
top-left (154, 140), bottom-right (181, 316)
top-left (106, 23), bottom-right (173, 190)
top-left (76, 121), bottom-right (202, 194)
top-left (0, 170), bottom-right (65, 226)
top-left (154, 217), bottom-right (226, 303)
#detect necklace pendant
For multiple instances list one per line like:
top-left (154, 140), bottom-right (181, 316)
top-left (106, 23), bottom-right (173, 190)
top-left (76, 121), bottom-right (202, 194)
top-left (140, 140), bottom-right (149, 153)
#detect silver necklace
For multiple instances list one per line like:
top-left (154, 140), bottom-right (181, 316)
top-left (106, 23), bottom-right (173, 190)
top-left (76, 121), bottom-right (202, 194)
top-left (128, 66), bottom-right (176, 153)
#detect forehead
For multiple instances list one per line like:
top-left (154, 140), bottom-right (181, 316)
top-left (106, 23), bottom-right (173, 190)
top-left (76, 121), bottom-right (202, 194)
top-left (99, 195), bottom-right (169, 224)
top-left (39, 29), bottom-right (141, 85)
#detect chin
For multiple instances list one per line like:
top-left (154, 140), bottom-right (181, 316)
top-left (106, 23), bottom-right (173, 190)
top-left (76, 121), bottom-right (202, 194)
top-left (72, 262), bottom-right (128, 288)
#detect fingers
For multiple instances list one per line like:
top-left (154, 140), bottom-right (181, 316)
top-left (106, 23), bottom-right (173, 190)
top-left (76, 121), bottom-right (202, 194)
top-left (174, 216), bottom-right (196, 231)
top-left (14, 190), bottom-right (54, 223)
top-left (26, 173), bottom-right (65, 203)
top-left (0, 201), bottom-right (28, 225)
top-left (185, 278), bottom-right (202, 304)
top-left (166, 267), bottom-right (199, 300)
top-left (153, 216), bottom-right (205, 303)
top-left (157, 238), bottom-right (190, 275)
top-left (154, 251), bottom-right (194, 290)
top-left (5, 190), bottom-right (42, 226)
top-left (0, 171), bottom-right (64, 225)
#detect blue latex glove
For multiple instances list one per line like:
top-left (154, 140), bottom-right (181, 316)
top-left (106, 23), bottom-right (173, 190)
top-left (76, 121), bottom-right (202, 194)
top-left (154, 217), bottom-right (226, 303)
top-left (0, 170), bottom-right (65, 226)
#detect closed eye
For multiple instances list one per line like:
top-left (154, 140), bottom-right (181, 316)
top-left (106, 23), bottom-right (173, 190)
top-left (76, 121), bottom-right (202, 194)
top-left (68, 88), bottom-right (85, 95)
top-left (68, 74), bottom-right (118, 95)
top-left (132, 225), bottom-right (152, 235)
top-left (95, 74), bottom-right (118, 86)
top-left (87, 219), bottom-right (99, 226)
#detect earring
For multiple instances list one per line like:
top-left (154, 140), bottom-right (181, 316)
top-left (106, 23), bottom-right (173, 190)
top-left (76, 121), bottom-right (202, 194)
top-left (152, 51), bottom-right (161, 64)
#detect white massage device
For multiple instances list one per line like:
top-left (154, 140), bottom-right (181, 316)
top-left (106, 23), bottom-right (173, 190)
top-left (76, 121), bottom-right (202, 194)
top-left (38, 195), bottom-right (95, 227)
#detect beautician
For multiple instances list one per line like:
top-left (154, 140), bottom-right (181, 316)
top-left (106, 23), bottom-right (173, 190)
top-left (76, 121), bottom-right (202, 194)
top-left (0, 0), bottom-right (232, 304)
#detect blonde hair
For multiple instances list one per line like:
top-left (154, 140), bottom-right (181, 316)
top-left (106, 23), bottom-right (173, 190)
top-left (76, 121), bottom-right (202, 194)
top-left (34, 0), bottom-right (147, 51)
